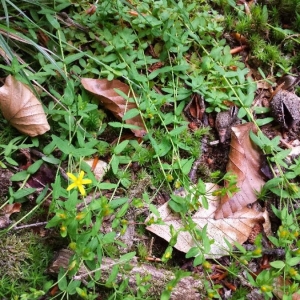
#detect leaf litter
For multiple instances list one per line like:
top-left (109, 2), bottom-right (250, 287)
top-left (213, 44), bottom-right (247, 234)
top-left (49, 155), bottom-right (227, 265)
top-left (146, 183), bottom-right (271, 258)
top-left (0, 75), bottom-right (50, 136)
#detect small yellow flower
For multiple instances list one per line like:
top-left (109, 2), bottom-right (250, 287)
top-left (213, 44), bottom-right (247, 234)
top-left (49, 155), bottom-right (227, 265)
top-left (67, 171), bottom-right (92, 196)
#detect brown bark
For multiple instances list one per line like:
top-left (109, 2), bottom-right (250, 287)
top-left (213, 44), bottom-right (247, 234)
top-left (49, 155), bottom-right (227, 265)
top-left (49, 249), bottom-right (205, 300)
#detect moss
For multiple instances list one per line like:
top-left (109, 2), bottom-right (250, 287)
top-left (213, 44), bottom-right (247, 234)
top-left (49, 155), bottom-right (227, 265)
top-left (0, 231), bottom-right (53, 297)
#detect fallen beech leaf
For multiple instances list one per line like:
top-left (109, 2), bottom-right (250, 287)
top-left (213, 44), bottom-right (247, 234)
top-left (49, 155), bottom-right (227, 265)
top-left (146, 183), bottom-right (270, 257)
top-left (81, 78), bottom-right (146, 137)
top-left (83, 158), bottom-right (109, 180)
top-left (0, 75), bottom-right (50, 136)
top-left (0, 203), bottom-right (21, 229)
top-left (215, 123), bottom-right (265, 219)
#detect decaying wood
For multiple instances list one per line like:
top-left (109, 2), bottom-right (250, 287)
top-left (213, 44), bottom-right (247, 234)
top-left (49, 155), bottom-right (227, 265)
top-left (49, 249), bottom-right (205, 300)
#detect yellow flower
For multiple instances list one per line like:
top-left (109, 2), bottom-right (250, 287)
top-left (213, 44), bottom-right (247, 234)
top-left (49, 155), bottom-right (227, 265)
top-left (67, 171), bottom-right (92, 196)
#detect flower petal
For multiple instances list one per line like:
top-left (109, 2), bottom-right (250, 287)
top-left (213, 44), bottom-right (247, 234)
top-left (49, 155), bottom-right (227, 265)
top-left (78, 185), bottom-right (86, 196)
top-left (78, 171), bottom-right (85, 180)
top-left (67, 173), bottom-right (77, 182)
top-left (81, 179), bottom-right (92, 185)
top-left (67, 183), bottom-right (76, 191)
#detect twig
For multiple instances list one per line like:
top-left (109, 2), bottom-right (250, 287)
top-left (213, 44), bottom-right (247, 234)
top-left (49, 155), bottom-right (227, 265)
top-left (242, 244), bottom-right (285, 257)
top-left (12, 221), bottom-right (48, 230)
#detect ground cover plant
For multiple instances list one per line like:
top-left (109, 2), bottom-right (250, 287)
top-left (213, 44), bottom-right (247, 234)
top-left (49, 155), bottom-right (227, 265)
top-left (0, 0), bottom-right (300, 299)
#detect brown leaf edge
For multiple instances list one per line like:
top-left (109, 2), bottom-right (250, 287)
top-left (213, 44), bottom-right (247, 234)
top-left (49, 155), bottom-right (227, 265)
top-left (81, 78), bottom-right (147, 137)
top-left (214, 123), bottom-right (265, 219)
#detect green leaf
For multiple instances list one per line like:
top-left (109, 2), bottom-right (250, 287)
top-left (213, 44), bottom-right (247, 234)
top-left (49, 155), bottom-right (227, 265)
top-left (27, 160), bottom-right (43, 174)
top-left (234, 242), bottom-right (246, 254)
top-left (111, 156), bottom-right (119, 174)
top-left (52, 175), bottom-right (61, 200)
top-left (58, 270), bottom-right (68, 291)
top-left (5, 156), bottom-right (18, 166)
top-left (72, 148), bottom-right (97, 157)
top-left (10, 171), bottom-right (28, 181)
top-left (98, 182), bottom-right (117, 189)
top-left (105, 265), bottom-right (119, 285)
top-left (66, 280), bottom-right (81, 295)
top-left (169, 125), bottom-right (187, 136)
top-left (122, 108), bottom-right (140, 120)
top-left (254, 107), bottom-right (270, 114)
top-left (64, 53), bottom-right (85, 65)
top-left (45, 13), bottom-right (60, 29)
top-left (119, 251), bottom-right (136, 262)
top-left (36, 186), bottom-right (49, 204)
top-left (13, 188), bottom-right (36, 199)
top-left (52, 135), bottom-right (73, 154)
top-left (114, 140), bottom-right (129, 154)
top-left (270, 260), bottom-right (285, 269)
top-left (287, 257), bottom-right (300, 266)
top-left (193, 254), bottom-right (203, 266)
top-left (182, 158), bottom-right (194, 175)
top-left (255, 117), bottom-right (274, 126)
top-left (110, 197), bottom-right (129, 209)
top-left (186, 247), bottom-right (200, 258)
top-left (42, 156), bottom-right (61, 164)
top-left (102, 232), bottom-right (117, 244)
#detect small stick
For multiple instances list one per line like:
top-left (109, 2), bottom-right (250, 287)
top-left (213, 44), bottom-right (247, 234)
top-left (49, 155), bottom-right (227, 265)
top-left (12, 221), bottom-right (48, 230)
top-left (230, 45), bottom-right (247, 54)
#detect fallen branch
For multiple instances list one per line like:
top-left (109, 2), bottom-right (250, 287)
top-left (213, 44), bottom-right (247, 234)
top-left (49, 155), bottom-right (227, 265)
top-left (48, 249), bottom-right (205, 300)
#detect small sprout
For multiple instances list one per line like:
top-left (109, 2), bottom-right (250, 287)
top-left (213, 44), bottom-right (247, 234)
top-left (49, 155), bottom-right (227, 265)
top-left (202, 260), bottom-right (212, 271)
top-left (75, 212), bottom-right (85, 221)
top-left (260, 285), bottom-right (273, 293)
top-left (252, 247), bottom-right (262, 256)
top-left (69, 242), bottom-right (77, 251)
top-left (166, 174), bottom-right (174, 182)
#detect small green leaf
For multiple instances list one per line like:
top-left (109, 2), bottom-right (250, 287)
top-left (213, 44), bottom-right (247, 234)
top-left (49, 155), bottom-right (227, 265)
top-left (270, 260), bottom-right (285, 269)
top-left (42, 156), bottom-right (61, 164)
top-left (10, 171), bottom-right (28, 181)
top-left (27, 160), bottom-right (43, 174)
top-left (287, 257), bottom-right (300, 266)
top-left (256, 117), bottom-right (274, 126)
top-left (98, 182), bottom-right (117, 189)
top-left (119, 251), bottom-right (136, 262)
top-left (102, 232), bottom-right (117, 244)
top-left (110, 198), bottom-right (128, 209)
top-left (58, 270), bottom-right (68, 291)
top-left (64, 53), bottom-right (85, 65)
top-left (111, 156), bottom-right (119, 174)
top-left (169, 125), bottom-right (187, 136)
top-left (13, 188), bottom-right (36, 199)
top-left (186, 247), bottom-right (200, 258)
top-left (5, 156), bottom-right (18, 166)
top-left (122, 108), bottom-right (140, 120)
top-left (114, 140), bottom-right (129, 154)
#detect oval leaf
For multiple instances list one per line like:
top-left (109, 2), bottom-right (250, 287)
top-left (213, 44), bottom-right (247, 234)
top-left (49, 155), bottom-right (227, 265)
top-left (0, 75), bottom-right (50, 136)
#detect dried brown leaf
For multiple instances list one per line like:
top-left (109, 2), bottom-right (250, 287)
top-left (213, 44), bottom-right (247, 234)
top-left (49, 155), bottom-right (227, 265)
top-left (0, 75), bottom-right (50, 136)
top-left (214, 123), bottom-right (265, 219)
top-left (146, 183), bottom-right (270, 258)
top-left (81, 78), bottom-right (146, 137)
top-left (0, 203), bottom-right (21, 229)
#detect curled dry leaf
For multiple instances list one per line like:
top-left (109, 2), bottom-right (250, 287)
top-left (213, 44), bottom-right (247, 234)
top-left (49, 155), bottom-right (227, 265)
top-left (81, 78), bottom-right (147, 137)
top-left (0, 75), bottom-right (50, 136)
top-left (214, 123), bottom-right (265, 219)
top-left (146, 183), bottom-right (270, 258)
top-left (0, 203), bottom-right (21, 229)
top-left (83, 158), bottom-right (109, 181)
